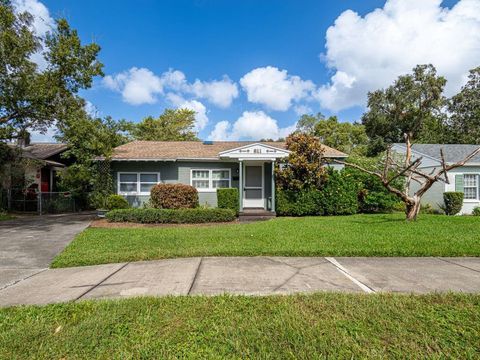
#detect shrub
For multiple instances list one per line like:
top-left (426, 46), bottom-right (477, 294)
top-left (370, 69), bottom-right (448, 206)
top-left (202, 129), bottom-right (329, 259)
top-left (105, 194), bottom-right (130, 210)
top-left (443, 192), bottom-right (463, 216)
top-left (150, 184), bottom-right (199, 209)
top-left (106, 208), bottom-right (236, 224)
top-left (217, 188), bottom-right (239, 214)
top-left (472, 207), bottom-right (480, 216)
top-left (276, 189), bottom-right (323, 216)
top-left (420, 203), bottom-right (443, 215)
top-left (343, 162), bottom-right (401, 214)
top-left (319, 169), bottom-right (359, 215)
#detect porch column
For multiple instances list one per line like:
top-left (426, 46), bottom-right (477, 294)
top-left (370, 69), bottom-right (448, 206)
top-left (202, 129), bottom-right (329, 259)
top-left (271, 160), bottom-right (275, 213)
top-left (239, 161), bottom-right (243, 212)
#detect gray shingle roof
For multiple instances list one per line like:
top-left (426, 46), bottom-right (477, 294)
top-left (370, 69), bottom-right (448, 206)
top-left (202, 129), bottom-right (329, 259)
top-left (394, 143), bottom-right (480, 164)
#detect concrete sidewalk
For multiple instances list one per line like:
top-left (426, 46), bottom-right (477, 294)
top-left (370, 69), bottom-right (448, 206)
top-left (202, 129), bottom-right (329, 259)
top-left (0, 256), bottom-right (479, 306)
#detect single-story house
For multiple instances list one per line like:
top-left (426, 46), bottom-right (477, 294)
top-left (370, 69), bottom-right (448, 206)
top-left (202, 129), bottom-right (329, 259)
top-left (109, 141), bottom-right (347, 211)
top-left (3, 142), bottom-right (69, 192)
top-left (392, 143), bottom-right (480, 214)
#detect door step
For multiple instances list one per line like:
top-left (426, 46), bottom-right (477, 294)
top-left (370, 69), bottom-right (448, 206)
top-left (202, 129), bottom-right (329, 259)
top-left (239, 209), bottom-right (276, 222)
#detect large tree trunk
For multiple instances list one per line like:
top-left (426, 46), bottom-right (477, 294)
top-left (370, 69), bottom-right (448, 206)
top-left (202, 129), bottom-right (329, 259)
top-left (405, 198), bottom-right (421, 221)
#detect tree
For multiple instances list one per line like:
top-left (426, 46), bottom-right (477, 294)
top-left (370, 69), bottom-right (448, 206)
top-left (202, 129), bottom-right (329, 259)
top-left (337, 144), bottom-right (480, 221)
top-left (296, 113), bottom-right (368, 155)
top-left (275, 133), bottom-right (326, 191)
top-left (362, 64), bottom-right (447, 155)
top-left (133, 109), bottom-right (199, 141)
top-left (0, 2), bottom-right (103, 140)
top-left (55, 108), bottom-right (132, 207)
top-left (448, 67), bottom-right (480, 143)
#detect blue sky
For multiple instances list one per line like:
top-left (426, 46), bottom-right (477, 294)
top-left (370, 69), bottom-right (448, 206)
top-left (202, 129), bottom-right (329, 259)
top-left (22, 0), bottom-right (479, 141)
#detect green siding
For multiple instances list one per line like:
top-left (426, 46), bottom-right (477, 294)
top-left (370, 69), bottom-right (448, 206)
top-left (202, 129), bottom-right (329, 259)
top-left (111, 160), bottom-right (240, 208)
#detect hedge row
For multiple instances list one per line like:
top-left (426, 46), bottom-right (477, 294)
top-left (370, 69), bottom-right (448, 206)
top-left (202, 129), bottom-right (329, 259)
top-left (217, 188), bottom-right (239, 215)
top-left (276, 169), bottom-right (359, 216)
top-left (106, 208), bottom-right (236, 224)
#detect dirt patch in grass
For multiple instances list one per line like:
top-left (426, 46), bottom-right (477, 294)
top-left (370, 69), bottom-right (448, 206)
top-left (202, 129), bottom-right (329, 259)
top-left (90, 218), bottom-right (239, 229)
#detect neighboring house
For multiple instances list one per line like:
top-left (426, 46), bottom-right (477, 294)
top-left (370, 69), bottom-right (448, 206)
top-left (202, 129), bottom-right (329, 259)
top-left (393, 143), bottom-right (480, 214)
top-left (3, 142), bottom-right (69, 192)
top-left (109, 141), bottom-right (347, 211)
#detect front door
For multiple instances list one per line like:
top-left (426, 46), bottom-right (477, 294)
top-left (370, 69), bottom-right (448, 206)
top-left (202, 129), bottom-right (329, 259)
top-left (243, 165), bottom-right (264, 208)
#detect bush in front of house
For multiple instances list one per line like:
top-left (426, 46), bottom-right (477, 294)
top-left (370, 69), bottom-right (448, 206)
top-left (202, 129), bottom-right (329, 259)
top-left (276, 189), bottom-right (324, 216)
top-left (150, 184), bottom-right (199, 209)
top-left (106, 208), bottom-right (236, 224)
top-left (319, 168), bottom-right (359, 215)
top-left (275, 169), bottom-right (359, 216)
top-left (443, 192), bottom-right (464, 216)
top-left (217, 188), bottom-right (239, 215)
top-left (472, 207), bottom-right (480, 216)
top-left (105, 194), bottom-right (130, 210)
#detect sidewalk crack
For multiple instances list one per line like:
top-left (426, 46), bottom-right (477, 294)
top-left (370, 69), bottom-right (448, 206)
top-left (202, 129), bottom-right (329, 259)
top-left (436, 257), bottom-right (480, 274)
top-left (74, 262), bottom-right (130, 301)
top-left (187, 257), bottom-right (203, 295)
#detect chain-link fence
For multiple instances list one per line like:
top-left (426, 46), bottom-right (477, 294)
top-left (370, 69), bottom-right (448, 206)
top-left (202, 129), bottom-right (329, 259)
top-left (1, 189), bottom-right (81, 214)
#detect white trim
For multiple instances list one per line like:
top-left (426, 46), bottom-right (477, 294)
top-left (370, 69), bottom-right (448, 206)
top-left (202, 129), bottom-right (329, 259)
top-left (190, 168), bottom-right (231, 193)
top-left (219, 142), bottom-right (288, 155)
top-left (243, 162), bottom-right (265, 208)
top-left (219, 143), bottom-right (290, 160)
top-left (117, 172), bottom-right (160, 196)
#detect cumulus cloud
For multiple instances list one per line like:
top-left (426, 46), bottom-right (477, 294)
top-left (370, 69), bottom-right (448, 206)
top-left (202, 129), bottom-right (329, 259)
top-left (190, 76), bottom-right (238, 108)
top-left (317, 0), bottom-right (480, 111)
top-left (165, 93), bottom-right (209, 130)
top-left (240, 66), bottom-right (315, 111)
top-left (103, 67), bottom-right (163, 105)
top-left (209, 111), bottom-right (295, 141)
top-left (103, 67), bottom-right (239, 108)
top-left (12, 0), bottom-right (55, 69)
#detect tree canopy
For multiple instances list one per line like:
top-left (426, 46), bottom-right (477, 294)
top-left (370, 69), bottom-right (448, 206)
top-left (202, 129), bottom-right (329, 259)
top-left (448, 67), bottom-right (480, 144)
top-left (132, 109), bottom-right (199, 141)
top-left (296, 113), bottom-right (368, 155)
top-left (362, 64), bottom-right (447, 155)
top-left (0, 2), bottom-right (103, 141)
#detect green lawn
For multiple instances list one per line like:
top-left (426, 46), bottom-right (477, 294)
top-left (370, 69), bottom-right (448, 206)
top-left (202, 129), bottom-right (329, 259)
top-left (52, 214), bottom-right (480, 268)
top-left (1, 293), bottom-right (479, 359)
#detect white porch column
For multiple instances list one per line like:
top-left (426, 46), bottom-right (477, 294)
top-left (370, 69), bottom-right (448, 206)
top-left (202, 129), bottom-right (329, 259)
top-left (271, 161), bottom-right (275, 213)
top-left (239, 160), bottom-right (243, 212)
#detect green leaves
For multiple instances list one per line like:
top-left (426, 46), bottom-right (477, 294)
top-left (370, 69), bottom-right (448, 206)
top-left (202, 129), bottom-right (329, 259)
top-left (133, 108), bottom-right (199, 141)
top-left (0, 3), bottom-right (103, 140)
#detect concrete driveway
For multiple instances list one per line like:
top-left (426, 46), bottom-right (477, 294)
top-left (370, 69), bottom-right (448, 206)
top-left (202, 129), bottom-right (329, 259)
top-left (1, 256), bottom-right (479, 306)
top-left (0, 213), bottom-right (93, 289)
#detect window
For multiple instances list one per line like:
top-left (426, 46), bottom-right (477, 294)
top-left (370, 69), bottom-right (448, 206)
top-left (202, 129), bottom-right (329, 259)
top-left (464, 174), bottom-right (478, 200)
top-left (191, 169), bottom-right (231, 191)
top-left (118, 173), bottom-right (159, 195)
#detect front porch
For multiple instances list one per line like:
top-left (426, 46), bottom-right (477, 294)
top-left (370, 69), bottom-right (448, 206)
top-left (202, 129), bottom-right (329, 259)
top-left (219, 143), bottom-right (290, 213)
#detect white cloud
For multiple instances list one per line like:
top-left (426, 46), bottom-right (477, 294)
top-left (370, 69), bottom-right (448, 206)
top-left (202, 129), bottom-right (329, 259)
top-left (165, 93), bottom-right (209, 131)
top-left (13, 0), bottom-right (54, 36)
top-left (240, 66), bottom-right (315, 111)
top-left (209, 111), bottom-right (295, 141)
top-left (293, 104), bottom-right (313, 116)
top-left (104, 67), bottom-right (239, 108)
top-left (317, 0), bottom-right (480, 111)
top-left (178, 100), bottom-right (209, 131)
top-left (190, 76), bottom-right (238, 108)
top-left (103, 67), bottom-right (163, 105)
top-left (12, 0), bottom-right (55, 69)
top-left (209, 120), bottom-right (230, 141)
